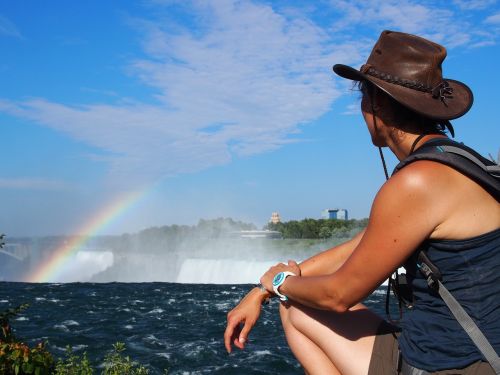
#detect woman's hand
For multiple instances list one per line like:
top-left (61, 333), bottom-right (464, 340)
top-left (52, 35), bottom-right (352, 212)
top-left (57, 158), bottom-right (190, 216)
top-left (260, 260), bottom-right (301, 294)
top-left (224, 287), bottom-right (267, 353)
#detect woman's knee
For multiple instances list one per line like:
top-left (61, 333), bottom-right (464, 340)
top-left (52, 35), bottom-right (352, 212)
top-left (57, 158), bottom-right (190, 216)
top-left (278, 302), bottom-right (378, 374)
top-left (282, 302), bottom-right (384, 342)
top-left (278, 302), bottom-right (292, 327)
top-left (279, 302), bottom-right (310, 332)
top-left (279, 302), bottom-right (307, 336)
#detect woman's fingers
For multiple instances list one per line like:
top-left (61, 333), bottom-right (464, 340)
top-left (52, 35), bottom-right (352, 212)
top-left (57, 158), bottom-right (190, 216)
top-left (287, 260), bottom-right (301, 275)
top-left (261, 261), bottom-right (300, 290)
top-left (226, 317), bottom-right (255, 351)
top-left (224, 288), bottom-right (263, 353)
top-left (236, 318), bottom-right (255, 349)
top-left (224, 312), bottom-right (242, 353)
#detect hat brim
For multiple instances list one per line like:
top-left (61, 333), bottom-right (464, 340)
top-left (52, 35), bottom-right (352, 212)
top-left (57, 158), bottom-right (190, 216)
top-left (332, 64), bottom-right (473, 121)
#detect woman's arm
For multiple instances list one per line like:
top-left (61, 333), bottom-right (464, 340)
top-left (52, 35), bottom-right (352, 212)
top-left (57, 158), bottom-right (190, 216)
top-left (224, 229), bottom-right (365, 353)
top-left (299, 229), bottom-right (365, 276)
top-left (264, 163), bottom-right (444, 311)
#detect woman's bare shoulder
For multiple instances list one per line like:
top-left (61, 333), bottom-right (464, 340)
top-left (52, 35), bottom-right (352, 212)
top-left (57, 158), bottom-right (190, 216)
top-left (389, 158), bottom-right (496, 198)
top-left (390, 159), bottom-right (457, 186)
top-left (363, 161), bottom-right (446, 245)
top-left (379, 160), bottom-right (450, 203)
top-left (384, 159), bottom-right (500, 238)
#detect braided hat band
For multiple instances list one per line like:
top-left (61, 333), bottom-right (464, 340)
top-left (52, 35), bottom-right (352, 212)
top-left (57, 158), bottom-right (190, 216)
top-left (361, 65), bottom-right (454, 106)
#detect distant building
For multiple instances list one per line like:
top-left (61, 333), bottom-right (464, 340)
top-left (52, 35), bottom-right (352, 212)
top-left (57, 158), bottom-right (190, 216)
top-left (269, 212), bottom-right (281, 224)
top-left (321, 209), bottom-right (349, 220)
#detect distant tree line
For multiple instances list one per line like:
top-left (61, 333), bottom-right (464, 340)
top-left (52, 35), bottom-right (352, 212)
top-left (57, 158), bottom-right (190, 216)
top-left (265, 218), bottom-right (368, 239)
top-left (107, 217), bottom-right (368, 252)
top-left (106, 217), bottom-right (257, 253)
top-left (6, 217), bottom-right (368, 256)
top-left (138, 217), bottom-right (255, 240)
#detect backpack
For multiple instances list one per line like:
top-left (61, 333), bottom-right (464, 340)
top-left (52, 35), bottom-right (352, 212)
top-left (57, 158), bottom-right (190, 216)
top-left (389, 138), bottom-right (500, 373)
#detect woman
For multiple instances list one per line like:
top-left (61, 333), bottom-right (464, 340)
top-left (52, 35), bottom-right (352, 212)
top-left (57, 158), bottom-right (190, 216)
top-left (224, 30), bottom-right (500, 374)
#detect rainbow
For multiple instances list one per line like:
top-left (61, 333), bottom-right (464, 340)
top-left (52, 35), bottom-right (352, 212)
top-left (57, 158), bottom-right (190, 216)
top-left (25, 190), bottom-right (145, 283)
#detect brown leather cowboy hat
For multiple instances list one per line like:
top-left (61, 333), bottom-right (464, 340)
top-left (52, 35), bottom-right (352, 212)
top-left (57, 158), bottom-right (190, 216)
top-left (333, 30), bottom-right (473, 121)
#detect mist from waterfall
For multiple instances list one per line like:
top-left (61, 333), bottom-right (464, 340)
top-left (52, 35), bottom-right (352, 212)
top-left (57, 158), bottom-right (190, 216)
top-left (86, 237), bottom-right (338, 284)
top-left (3, 237), bottom-right (345, 284)
top-left (176, 259), bottom-right (279, 284)
top-left (2, 219), bottom-right (363, 283)
top-left (54, 250), bottom-right (114, 282)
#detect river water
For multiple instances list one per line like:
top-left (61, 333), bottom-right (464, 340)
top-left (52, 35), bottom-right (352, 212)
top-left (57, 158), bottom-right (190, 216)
top-left (0, 282), bottom-right (387, 374)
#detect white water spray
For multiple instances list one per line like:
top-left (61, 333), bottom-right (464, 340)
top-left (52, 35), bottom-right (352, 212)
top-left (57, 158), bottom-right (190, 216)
top-left (55, 251), bottom-right (114, 282)
top-left (176, 259), bottom-right (279, 284)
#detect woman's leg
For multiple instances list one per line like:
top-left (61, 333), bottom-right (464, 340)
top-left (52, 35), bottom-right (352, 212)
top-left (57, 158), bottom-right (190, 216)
top-left (280, 303), bottom-right (341, 374)
top-left (280, 302), bottom-right (386, 375)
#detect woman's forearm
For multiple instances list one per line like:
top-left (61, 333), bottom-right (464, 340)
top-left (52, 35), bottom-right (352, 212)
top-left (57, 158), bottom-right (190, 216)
top-left (261, 229), bottom-right (365, 306)
top-left (279, 274), bottom-right (347, 311)
top-left (280, 230), bottom-right (365, 312)
top-left (299, 229), bottom-right (365, 277)
top-left (275, 229), bottom-right (366, 311)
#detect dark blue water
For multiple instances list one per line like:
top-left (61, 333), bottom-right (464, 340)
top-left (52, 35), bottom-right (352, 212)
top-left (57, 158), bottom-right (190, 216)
top-left (0, 282), bottom-right (387, 374)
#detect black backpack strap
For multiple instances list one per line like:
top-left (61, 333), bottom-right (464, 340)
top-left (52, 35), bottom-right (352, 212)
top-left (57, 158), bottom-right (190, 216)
top-left (393, 139), bottom-right (500, 201)
top-left (433, 143), bottom-right (500, 177)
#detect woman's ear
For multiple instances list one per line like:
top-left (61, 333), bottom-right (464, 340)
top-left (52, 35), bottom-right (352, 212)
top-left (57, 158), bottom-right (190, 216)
top-left (369, 86), bottom-right (382, 112)
top-left (372, 90), bottom-right (396, 121)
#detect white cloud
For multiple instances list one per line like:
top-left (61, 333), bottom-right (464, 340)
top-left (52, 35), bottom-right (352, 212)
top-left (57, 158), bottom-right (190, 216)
top-left (0, 0), bottom-right (498, 187)
top-left (329, 0), bottom-right (441, 34)
top-left (0, 177), bottom-right (72, 190)
top-left (0, 1), bottom-right (362, 185)
top-left (327, 0), bottom-right (497, 48)
top-left (343, 103), bottom-right (359, 115)
top-left (0, 14), bottom-right (22, 38)
top-left (453, 0), bottom-right (497, 10)
top-left (485, 12), bottom-right (500, 24)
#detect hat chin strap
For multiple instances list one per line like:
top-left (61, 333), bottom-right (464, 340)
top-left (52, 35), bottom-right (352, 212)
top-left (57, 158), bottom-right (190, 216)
top-left (369, 95), bottom-right (390, 181)
top-left (378, 145), bottom-right (389, 181)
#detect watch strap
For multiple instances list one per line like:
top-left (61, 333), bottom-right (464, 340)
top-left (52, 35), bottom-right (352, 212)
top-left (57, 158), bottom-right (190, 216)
top-left (272, 271), bottom-right (296, 301)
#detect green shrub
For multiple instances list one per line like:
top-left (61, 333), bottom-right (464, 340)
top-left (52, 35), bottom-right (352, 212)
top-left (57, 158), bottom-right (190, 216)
top-left (54, 346), bottom-right (93, 375)
top-left (102, 342), bottom-right (149, 375)
top-left (0, 304), bottom-right (55, 374)
top-left (1, 304), bottom-right (30, 343)
top-left (1, 305), bottom-right (167, 375)
top-left (0, 341), bottom-right (55, 375)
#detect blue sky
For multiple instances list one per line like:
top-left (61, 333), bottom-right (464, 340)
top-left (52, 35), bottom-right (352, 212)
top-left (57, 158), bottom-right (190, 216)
top-left (1, 0), bottom-right (499, 237)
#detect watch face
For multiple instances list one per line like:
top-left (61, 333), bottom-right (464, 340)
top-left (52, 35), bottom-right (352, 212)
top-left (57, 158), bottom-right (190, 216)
top-left (273, 272), bottom-right (285, 286)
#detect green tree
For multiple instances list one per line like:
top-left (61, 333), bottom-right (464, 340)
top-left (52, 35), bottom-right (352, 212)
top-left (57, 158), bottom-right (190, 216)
top-left (318, 225), bottom-right (332, 239)
top-left (265, 218), bottom-right (368, 239)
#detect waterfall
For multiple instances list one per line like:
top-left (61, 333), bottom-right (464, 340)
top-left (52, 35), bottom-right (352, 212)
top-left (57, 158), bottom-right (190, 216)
top-left (176, 258), bottom-right (279, 284)
top-left (13, 236), bottom-right (341, 283)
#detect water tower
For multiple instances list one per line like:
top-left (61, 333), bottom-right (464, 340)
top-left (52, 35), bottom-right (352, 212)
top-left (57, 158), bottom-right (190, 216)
top-left (269, 212), bottom-right (281, 224)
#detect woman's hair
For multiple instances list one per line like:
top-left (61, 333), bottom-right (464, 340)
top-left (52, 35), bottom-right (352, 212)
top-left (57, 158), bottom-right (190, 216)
top-left (357, 80), bottom-right (452, 136)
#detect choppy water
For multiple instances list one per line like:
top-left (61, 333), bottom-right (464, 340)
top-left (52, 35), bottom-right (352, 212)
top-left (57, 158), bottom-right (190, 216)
top-left (0, 282), bottom-right (387, 374)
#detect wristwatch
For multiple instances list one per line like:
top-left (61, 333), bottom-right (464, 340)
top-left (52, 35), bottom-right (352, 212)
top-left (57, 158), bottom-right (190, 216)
top-left (272, 271), bottom-right (296, 301)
